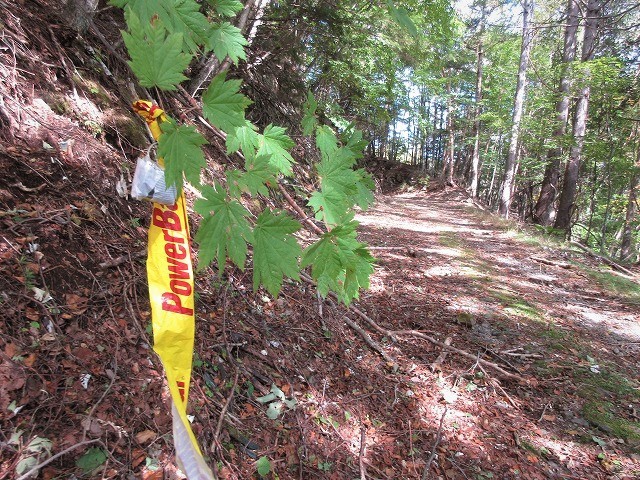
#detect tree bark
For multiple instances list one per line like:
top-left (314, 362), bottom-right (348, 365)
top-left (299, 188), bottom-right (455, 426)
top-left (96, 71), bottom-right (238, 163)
top-left (443, 75), bottom-right (455, 186)
top-left (498, 0), bottom-right (535, 217)
top-left (554, 0), bottom-right (603, 231)
top-left (470, 0), bottom-right (486, 198)
top-left (534, 0), bottom-right (580, 225)
top-left (620, 146), bottom-right (639, 261)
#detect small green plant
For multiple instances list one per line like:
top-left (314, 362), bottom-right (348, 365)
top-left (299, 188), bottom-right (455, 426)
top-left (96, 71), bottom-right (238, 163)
top-left (76, 447), bottom-right (108, 473)
top-left (256, 456), bottom-right (271, 477)
top-left (317, 461), bottom-right (332, 472)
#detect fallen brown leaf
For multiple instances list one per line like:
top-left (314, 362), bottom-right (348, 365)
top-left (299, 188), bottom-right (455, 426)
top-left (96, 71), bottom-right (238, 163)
top-left (135, 429), bottom-right (157, 444)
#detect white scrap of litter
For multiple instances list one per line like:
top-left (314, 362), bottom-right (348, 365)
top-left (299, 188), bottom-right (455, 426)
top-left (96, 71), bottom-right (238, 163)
top-left (80, 373), bottom-right (91, 389)
top-left (116, 174), bottom-right (128, 198)
top-left (260, 350), bottom-right (268, 356)
top-left (590, 364), bottom-right (601, 374)
top-left (32, 287), bottom-right (53, 304)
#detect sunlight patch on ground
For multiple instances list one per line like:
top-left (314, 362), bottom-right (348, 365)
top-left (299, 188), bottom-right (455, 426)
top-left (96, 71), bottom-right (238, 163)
top-left (423, 265), bottom-right (458, 277)
top-left (571, 306), bottom-right (640, 340)
top-left (446, 298), bottom-right (486, 316)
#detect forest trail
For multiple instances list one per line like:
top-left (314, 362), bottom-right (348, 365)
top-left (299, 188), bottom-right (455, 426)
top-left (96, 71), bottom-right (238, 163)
top-left (343, 187), bottom-right (640, 479)
top-left (357, 189), bottom-right (640, 346)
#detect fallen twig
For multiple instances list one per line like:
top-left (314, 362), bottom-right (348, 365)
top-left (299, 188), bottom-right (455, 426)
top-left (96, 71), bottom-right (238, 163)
top-left (393, 330), bottom-right (526, 383)
top-left (214, 369), bottom-right (240, 446)
top-left (300, 272), bottom-right (397, 342)
top-left (82, 342), bottom-right (119, 442)
top-left (359, 426), bottom-right (367, 480)
top-left (421, 408), bottom-right (447, 480)
top-left (430, 336), bottom-right (452, 372)
top-left (99, 250), bottom-right (146, 269)
top-left (570, 241), bottom-right (635, 277)
top-left (343, 316), bottom-right (397, 368)
top-left (531, 256), bottom-right (571, 269)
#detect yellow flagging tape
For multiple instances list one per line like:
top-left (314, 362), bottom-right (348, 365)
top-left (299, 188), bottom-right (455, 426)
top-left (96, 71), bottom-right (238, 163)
top-left (134, 100), bottom-right (214, 480)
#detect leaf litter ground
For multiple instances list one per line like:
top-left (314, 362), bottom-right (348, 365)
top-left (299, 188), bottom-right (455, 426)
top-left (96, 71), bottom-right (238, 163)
top-left (1, 3), bottom-right (640, 479)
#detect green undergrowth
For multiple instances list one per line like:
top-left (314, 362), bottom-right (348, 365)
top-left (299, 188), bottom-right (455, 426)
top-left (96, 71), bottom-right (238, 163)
top-left (584, 268), bottom-right (640, 305)
top-left (489, 289), bottom-right (542, 321)
top-left (576, 363), bottom-right (640, 444)
top-left (582, 401), bottom-right (640, 444)
top-left (438, 231), bottom-right (464, 249)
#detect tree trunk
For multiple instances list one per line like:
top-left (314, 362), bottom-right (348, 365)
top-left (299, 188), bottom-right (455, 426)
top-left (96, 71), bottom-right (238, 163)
top-left (620, 146), bottom-right (640, 261)
top-left (443, 76), bottom-right (455, 186)
top-left (498, 0), bottom-right (535, 217)
top-left (534, 0), bottom-right (580, 225)
top-left (554, 0), bottom-right (603, 231)
top-left (470, 0), bottom-right (486, 198)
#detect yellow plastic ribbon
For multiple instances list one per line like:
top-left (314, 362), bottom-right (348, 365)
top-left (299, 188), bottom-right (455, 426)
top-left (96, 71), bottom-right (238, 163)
top-left (135, 100), bottom-right (213, 479)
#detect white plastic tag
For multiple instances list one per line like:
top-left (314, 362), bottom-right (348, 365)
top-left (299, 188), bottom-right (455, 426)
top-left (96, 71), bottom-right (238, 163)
top-left (131, 154), bottom-right (178, 206)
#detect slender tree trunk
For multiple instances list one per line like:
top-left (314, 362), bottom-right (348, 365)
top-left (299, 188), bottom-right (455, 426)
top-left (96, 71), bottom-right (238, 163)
top-left (470, 0), bottom-right (486, 198)
top-left (534, 0), bottom-right (580, 225)
top-left (443, 76), bottom-right (455, 186)
top-left (620, 144), bottom-right (640, 261)
top-left (554, 0), bottom-right (603, 231)
top-left (498, 0), bottom-right (535, 217)
top-left (486, 134), bottom-right (502, 206)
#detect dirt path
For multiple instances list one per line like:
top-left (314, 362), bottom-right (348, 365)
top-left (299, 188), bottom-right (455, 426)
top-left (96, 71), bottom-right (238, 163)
top-left (345, 189), bottom-right (640, 479)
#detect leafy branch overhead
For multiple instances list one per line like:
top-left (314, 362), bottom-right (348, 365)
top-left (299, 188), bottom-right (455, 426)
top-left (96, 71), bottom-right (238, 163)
top-left (115, 0), bottom-right (375, 303)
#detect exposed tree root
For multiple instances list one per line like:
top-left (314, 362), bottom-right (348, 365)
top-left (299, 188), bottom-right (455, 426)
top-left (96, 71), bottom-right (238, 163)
top-left (392, 330), bottom-right (527, 383)
top-left (570, 241), bottom-right (635, 277)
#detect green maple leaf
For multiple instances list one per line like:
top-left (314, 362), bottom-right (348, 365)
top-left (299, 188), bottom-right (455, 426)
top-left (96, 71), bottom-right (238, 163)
top-left (240, 155), bottom-right (279, 196)
top-left (252, 209), bottom-right (301, 296)
top-left (257, 125), bottom-right (295, 176)
top-left (227, 156), bottom-right (277, 197)
top-left (302, 222), bottom-right (374, 305)
top-left (202, 72), bottom-right (251, 132)
top-left (317, 148), bottom-right (359, 192)
top-left (168, 0), bottom-right (212, 52)
top-left (343, 127), bottom-right (368, 159)
top-left (207, 0), bottom-right (243, 17)
top-left (225, 169), bottom-right (244, 198)
top-left (158, 121), bottom-right (208, 188)
top-left (310, 125), bottom-right (373, 225)
top-left (194, 183), bottom-right (253, 270)
top-left (122, 10), bottom-right (192, 90)
top-left (354, 169), bottom-right (375, 209)
top-left (316, 125), bottom-right (339, 158)
top-left (308, 189), bottom-right (350, 226)
top-left (226, 122), bottom-right (260, 158)
top-left (208, 22), bottom-right (247, 64)
top-left (302, 92), bottom-right (318, 136)
top-left (115, 0), bottom-right (211, 53)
